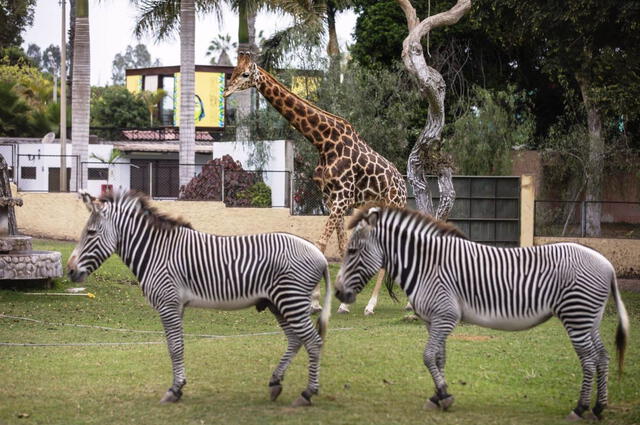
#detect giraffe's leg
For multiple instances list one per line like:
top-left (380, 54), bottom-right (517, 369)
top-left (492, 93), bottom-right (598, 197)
top-left (422, 317), bottom-right (457, 411)
top-left (310, 285), bottom-right (322, 314)
top-left (364, 270), bottom-right (385, 315)
top-left (591, 329), bottom-right (610, 420)
top-left (318, 202), bottom-right (352, 313)
top-left (267, 304), bottom-right (303, 401)
top-left (156, 302), bottom-right (187, 403)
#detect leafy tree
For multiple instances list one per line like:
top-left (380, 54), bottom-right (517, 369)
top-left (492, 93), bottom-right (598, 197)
top-left (446, 85), bottom-right (534, 175)
top-left (474, 0), bottom-right (640, 235)
top-left (0, 80), bottom-right (57, 137)
top-left (0, 0), bottom-right (36, 49)
top-left (206, 34), bottom-right (236, 65)
top-left (90, 86), bottom-right (148, 129)
top-left (25, 43), bottom-right (41, 68)
top-left (111, 44), bottom-right (161, 85)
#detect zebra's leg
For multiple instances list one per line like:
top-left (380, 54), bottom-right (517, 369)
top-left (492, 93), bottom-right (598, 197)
top-left (591, 329), bottom-right (610, 420)
top-left (423, 318), bottom-right (456, 411)
top-left (564, 329), bottom-right (598, 421)
top-left (267, 305), bottom-right (303, 401)
top-left (157, 305), bottom-right (187, 403)
top-left (280, 313), bottom-right (323, 407)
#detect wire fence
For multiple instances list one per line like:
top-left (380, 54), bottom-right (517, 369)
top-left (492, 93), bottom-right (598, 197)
top-left (535, 200), bottom-right (640, 239)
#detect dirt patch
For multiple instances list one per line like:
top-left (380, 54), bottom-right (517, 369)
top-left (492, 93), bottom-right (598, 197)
top-left (451, 334), bottom-right (493, 342)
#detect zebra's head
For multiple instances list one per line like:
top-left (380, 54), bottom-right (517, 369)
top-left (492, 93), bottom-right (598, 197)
top-left (335, 206), bottom-right (384, 304)
top-left (67, 191), bottom-right (118, 282)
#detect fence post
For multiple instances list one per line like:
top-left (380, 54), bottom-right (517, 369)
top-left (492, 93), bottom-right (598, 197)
top-left (289, 172), bottom-right (294, 214)
top-left (149, 162), bottom-right (153, 199)
top-left (519, 174), bottom-right (535, 247)
top-left (220, 165), bottom-right (225, 203)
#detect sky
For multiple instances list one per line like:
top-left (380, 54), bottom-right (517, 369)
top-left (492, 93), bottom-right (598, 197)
top-left (22, 0), bottom-right (358, 86)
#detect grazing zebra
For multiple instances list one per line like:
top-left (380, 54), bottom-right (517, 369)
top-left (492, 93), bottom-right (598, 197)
top-left (67, 191), bottom-right (332, 407)
top-left (335, 205), bottom-right (629, 420)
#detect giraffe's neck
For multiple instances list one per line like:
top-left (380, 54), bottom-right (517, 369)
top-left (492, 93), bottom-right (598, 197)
top-left (255, 68), bottom-right (346, 152)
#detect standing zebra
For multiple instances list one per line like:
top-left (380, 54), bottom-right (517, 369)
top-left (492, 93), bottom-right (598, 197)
top-left (335, 205), bottom-right (629, 420)
top-left (68, 191), bottom-right (332, 406)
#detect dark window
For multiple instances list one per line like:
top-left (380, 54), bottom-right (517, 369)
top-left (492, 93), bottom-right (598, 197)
top-left (21, 167), bottom-right (36, 179)
top-left (88, 168), bottom-right (108, 180)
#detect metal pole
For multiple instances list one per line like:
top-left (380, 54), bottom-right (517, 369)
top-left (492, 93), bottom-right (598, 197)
top-left (149, 162), bottom-right (153, 199)
top-left (59, 0), bottom-right (68, 192)
top-left (580, 201), bottom-right (586, 237)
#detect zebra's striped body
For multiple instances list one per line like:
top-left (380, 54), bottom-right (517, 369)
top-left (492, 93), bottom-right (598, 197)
top-left (335, 205), bottom-right (629, 420)
top-left (68, 191), bottom-right (332, 406)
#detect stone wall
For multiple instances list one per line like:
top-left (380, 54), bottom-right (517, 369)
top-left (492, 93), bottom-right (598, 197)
top-left (534, 236), bottom-right (640, 278)
top-left (11, 187), bottom-right (345, 258)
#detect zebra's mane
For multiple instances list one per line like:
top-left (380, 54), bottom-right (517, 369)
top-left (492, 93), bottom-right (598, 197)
top-left (349, 203), bottom-right (467, 239)
top-left (99, 190), bottom-right (193, 231)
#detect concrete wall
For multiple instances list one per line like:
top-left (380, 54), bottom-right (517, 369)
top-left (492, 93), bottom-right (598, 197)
top-left (534, 236), bottom-right (640, 278)
top-left (11, 187), bottom-right (343, 258)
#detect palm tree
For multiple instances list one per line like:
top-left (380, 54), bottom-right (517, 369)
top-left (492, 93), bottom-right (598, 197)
top-left (179, 0), bottom-right (196, 190)
top-left (71, 0), bottom-right (90, 192)
top-left (138, 89), bottom-right (167, 126)
top-left (206, 34), bottom-right (236, 66)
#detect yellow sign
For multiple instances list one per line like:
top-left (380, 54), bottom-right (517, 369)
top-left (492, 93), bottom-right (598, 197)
top-left (291, 75), bottom-right (320, 100)
top-left (125, 75), bottom-right (143, 93)
top-left (174, 72), bottom-right (226, 127)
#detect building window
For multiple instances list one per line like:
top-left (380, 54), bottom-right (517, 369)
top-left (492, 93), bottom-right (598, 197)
top-left (21, 167), bottom-right (36, 179)
top-left (88, 168), bottom-right (109, 180)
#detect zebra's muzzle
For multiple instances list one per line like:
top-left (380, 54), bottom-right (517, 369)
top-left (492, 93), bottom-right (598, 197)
top-left (335, 289), bottom-right (355, 304)
top-left (68, 268), bottom-right (88, 283)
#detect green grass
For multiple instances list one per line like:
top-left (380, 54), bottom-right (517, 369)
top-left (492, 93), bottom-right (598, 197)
top-left (0, 239), bottom-right (639, 425)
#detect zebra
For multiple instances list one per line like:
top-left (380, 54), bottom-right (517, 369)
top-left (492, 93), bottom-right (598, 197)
top-left (67, 190), bottom-right (332, 407)
top-left (334, 204), bottom-right (629, 420)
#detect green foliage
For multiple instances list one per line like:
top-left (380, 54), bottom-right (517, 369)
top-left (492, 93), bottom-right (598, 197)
top-left (446, 85), bottom-right (534, 176)
top-left (90, 86), bottom-right (148, 129)
top-left (238, 181), bottom-right (272, 207)
top-left (0, 0), bottom-right (36, 49)
top-left (0, 80), bottom-right (57, 137)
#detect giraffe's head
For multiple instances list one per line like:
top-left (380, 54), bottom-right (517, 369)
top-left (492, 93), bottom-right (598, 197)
top-left (223, 51), bottom-right (260, 97)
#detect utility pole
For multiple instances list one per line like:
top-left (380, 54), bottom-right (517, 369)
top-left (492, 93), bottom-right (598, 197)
top-left (49, 52), bottom-right (57, 103)
top-left (60, 0), bottom-right (68, 192)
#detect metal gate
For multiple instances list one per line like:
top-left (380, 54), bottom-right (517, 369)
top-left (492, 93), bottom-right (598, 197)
top-left (409, 176), bottom-right (521, 247)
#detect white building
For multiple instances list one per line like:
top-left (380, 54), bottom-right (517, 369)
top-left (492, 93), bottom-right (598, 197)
top-left (0, 138), bottom-right (294, 207)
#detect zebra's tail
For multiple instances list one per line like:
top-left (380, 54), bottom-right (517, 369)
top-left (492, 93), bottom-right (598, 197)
top-left (317, 265), bottom-right (332, 341)
top-left (611, 274), bottom-right (630, 378)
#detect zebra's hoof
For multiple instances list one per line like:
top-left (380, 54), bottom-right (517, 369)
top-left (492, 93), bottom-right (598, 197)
top-left (404, 302), bottom-right (413, 311)
top-left (439, 395), bottom-right (454, 411)
top-left (364, 307), bottom-right (375, 316)
top-left (309, 304), bottom-right (322, 315)
top-left (582, 411), bottom-right (598, 421)
top-left (291, 395), bottom-right (312, 407)
top-left (160, 390), bottom-right (181, 403)
top-left (424, 399), bottom-right (440, 410)
top-left (566, 411), bottom-right (584, 421)
top-left (269, 384), bottom-right (283, 401)
top-left (337, 304), bottom-right (350, 314)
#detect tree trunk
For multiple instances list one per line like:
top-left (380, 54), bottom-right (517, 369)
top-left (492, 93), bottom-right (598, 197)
top-left (70, 0), bottom-right (89, 191)
top-left (68, 0), bottom-right (75, 102)
top-left (577, 74), bottom-right (603, 237)
top-left (327, 2), bottom-right (340, 69)
top-left (234, 0), bottom-right (253, 142)
top-left (179, 0), bottom-right (196, 191)
top-left (396, 0), bottom-right (471, 220)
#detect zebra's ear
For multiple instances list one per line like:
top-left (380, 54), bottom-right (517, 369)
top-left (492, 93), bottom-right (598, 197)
top-left (365, 207), bottom-right (380, 227)
top-left (78, 190), bottom-right (98, 213)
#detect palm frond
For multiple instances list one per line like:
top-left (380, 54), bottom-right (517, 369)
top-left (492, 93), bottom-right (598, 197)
top-left (259, 19), bottom-right (324, 69)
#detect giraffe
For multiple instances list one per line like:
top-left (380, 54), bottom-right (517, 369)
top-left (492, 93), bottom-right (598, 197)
top-left (223, 52), bottom-right (407, 314)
